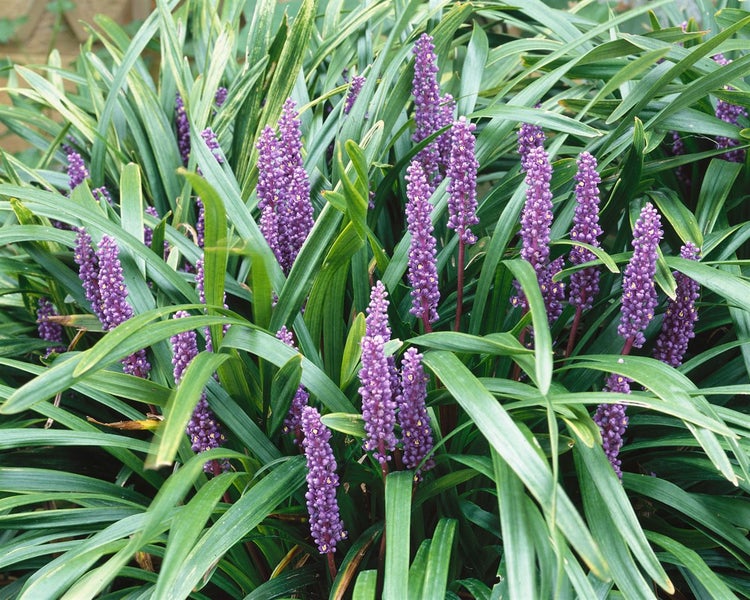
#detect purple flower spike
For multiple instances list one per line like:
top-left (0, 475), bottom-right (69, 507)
top-left (653, 242), bottom-right (700, 367)
top-left (517, 123), bottom-right (545, 172)
top-left (512, 145), bottom-right (554, 311)
top-left (594, 373), bottom-right (631, 478)
top-left (446, 117), bottom-right (479, 245)
top-left (300, 406), bottom-right (347, 554)
top-left (97, 235), bottom-right (134, 330)
top-left (713, 55), bottom-right (748, 163)
top-left (256, 100), bottom-right (314, 274)
top-left (397, 348), bottom-right (435, 478)
top-left (37, 297), bottom-right (64, 355)
top-left (412, 33), bottom-right (444, 187)
top-left (201, 127), bottom-right (225, 165)
top-left (344, 75), bottom-right (366, 115)
top-left (171, 310), bottom-right (229, 473)
top-left (74, 228), bottom-right (105, 324)
top-left (67, 151), bottom-right (89, 191)
top-left (541, 256), bottom-right (566, 324)
top-left (617, 203), bottom-right (663, 349)
top-left (215, 86), bottom-right (228, 108)
top-left (278, 99), bottom-right (314, 270)
top-left (97, 235), bottom-right (152, 378)
top-left (405, 159), bottom-right (440, 325)
top-left (359, 281), bottom-right (397, 465)
top-left (175, 93), bottom-right (191, 166)
top-left (569, 152), bottom-right (603, 311)
top-left (277, 326), bottom-right (310, 439)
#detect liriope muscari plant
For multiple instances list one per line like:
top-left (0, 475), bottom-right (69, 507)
top-left (1, 2), bottom-right (750, 599)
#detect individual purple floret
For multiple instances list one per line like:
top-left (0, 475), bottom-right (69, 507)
top-left (344, 75), bottom-right (366, 115)
top-left (359, 281), bottom-right (397, 466)
top-left (517, 123), bottom-right (546, 172)
top-left (405, 159), bottom-right (440, 327)
top-left (617, 203), bottom-right (663, 350)
top-left (653, 242), bottom-right (700, 367)
top-left (397, 348), bottom-right (435, 478)
top-left (171, 310), bottom-right (228, 473)
top-left (569, 152), bottom-right (603, 312)
top-left (215, 86), bottom-right (228, 108)
top-left (256, 99), bottom-right (314, 274)
top-left (67, 150), bottom-right (89, 191)
top-left (713, 54), bottom-right (748, 163)
top-left (37, 297), bottom-right (64, 355)
top-left (446, 117), bottom-right (479, 245)
top-left (277, 326), bottom-right (310, 441)
top-left (175, 93), bottom-right (191, 166)
top-left (594, 373), bottom-right (631, 478)
top-left (74, 228), bottom-right (105, 324)
top-left (300, 405), bottom-right (347, 554)
top-left (97, 235), bottom-right (151, 378)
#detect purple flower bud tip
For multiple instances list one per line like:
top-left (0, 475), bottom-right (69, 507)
top-left (517, 123), bottom-right (545, 172)
top-left (201, 127), bottom-right (224, 165)
top-left (405, 159), bottom-right (440, 324)
top-left (215, 86), bottom-right (228, 107)
top-left (397, 348), bottom-right (435, 478)
top-left (617, 203), bottom-right (663, 348)
top-left (300, 406), bottom-right (347, 554)
top-left (653, 242), bottom-right (700, 367)
top-left (67, 150), bottom-right (89, 191)
top-left (446, 117), bottom-right (479, 245)
top-left (344, 75), bottom-right (366, 115)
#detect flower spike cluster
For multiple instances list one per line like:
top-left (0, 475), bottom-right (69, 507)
top-left (397, 348), bottom-right (434, 478)
top-left (256, 99), bottom-right (314, 274)
top-left (344, 75), bottom-right (366, 115)
top-left (74, 228), bottom-right (105, 324)
top-left (412, 33), bottom-right (454, 189)
top-left (446, 117), bottom-right (480, 245)
top-left (713, 54), bottom-right (748, 163)
top-left (405, 159), bottom-right (440, 326)
top-left (175, 93), bottom-right (191, 166)
top-left (512, 144), bottom-right (564, 320)
top-left (594, 373), bottom-right (631, 478)
top-left (359, 281), bottom-right (397, 465)
top-left (67, 150), bottom-right (89, 191)
top-left (653, 242), bottom-right (700, 367)
top-left (37, 297), bottom-right (64, 356)
top-left (97, 235), bottom-right (151, 378)
top-left (569, 152), bottom-right (604, 311)
top-left (617, 203), bottom-right (663, 349)
top-left (171, 310), bottom-right (228, 473)
top-left (300, 406), bottom-right (347, 554)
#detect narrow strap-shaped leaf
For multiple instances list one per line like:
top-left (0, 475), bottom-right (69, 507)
top-left (383, 471), bottom-right (413, 600)
top-left (420, 518), bottom-right (457, 600)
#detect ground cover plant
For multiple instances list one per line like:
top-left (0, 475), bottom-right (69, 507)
top-left (1, 0), bottom-right (750, 597)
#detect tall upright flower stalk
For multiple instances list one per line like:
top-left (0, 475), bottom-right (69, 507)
top-left (359, 281), bottom-right (397, 476)
top-left (397, 348), bottom-right (435, 479)
top-left (412, 33), bottom-right (454, 191)
top-left (594, 203), bottom-right (663, 477)
top-left (654, 242), bottom-right (700, 367)
top-left (405, 158), bottom-right (440, 331)
top-left (446, 116), bottom-right (479, 331)
top-left (300, 406), bottom-right (346, 578)
top-left (256, 99), bottom-right (314, 275)
top-left (566, 152), bottom-right (604, 356)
